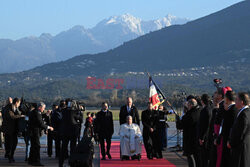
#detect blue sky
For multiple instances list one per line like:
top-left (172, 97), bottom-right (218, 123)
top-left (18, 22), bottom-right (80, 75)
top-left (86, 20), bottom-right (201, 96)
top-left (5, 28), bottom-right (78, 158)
top-left (0, 0), bottom-right (243, 40)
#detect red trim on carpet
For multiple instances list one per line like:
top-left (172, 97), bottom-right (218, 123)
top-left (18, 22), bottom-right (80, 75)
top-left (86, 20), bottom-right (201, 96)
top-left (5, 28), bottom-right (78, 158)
top-left (100, 141), bottom-right (176, 167)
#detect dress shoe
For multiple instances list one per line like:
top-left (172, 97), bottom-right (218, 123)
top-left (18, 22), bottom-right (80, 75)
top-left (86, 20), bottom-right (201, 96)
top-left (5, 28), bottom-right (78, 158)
top-left (31, 162), bottom-right (44, 166)
top-left (8, 158), bottom-right (15, 163)
top-left (131, 155), bottom-right (137, 160)
top-left (121, 155), bottom-right (129, 160)
top-left (101, 157), bottom-right (106, 160)
top-left (106, 152), bottom-right (112, 159)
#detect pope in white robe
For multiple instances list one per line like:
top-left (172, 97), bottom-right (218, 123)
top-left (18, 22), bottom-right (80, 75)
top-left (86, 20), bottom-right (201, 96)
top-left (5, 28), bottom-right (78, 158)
top-left (119, 116), bottom-right (142, 160)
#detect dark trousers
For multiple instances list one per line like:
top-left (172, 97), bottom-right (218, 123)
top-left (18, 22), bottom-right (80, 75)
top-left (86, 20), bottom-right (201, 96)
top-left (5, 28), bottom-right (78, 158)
top-left (4, 133), bottom-right (10, 156)
top-left (23, 132), bottom-right (30, 159)
top-left (208, 144), bottom-right (217, 167)
top-left (0, 132), bottom-right (3, 148)
top-left (77, 126), bottom-right (82, 143)
top-left (187, 152), bottom-right (200, 167)
top-left (159, 127), bottom-right (167, 149)
top-left (143, 131), bottom-right (162, 158)
top-left (199, 145), bottom-right (209, 167)
top-left (29, 131), bottom-right (41, 163)
top-left (47, 131), bottom-right (53, 156)
top-left (59, 135), bottom-right (77, 167)
top-left (54, 133), bottom-right (62, 158)
top-left (221, 144), bottom-right (231, 167)
top-left (99, 136), bottom-right (111, 158)
top-left (5, 133), bottom-right (18, 158)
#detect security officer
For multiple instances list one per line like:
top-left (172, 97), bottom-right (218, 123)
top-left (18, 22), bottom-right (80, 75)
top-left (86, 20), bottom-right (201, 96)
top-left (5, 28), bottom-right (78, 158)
top-left (28, 102), bottom-right (53, 166)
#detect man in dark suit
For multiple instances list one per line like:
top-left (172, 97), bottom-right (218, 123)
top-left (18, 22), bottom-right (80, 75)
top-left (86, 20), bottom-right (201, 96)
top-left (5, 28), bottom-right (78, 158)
top-left (96, 102), bottom-right (114, 160)
top-left (51, 104), bottom-right (62, 158)
top-left (28, 102), bottom-right (54, 166)
top-left (59, 100), bottom-right (83, 167)
top-left (119, 97), bottom-right (140, 126)
top-left (3, 98), bottom-right (24, 163)
top-left (142, 102), bottom-right (161, 159)
top-left (176, 98), bottom-right (200, 167)
top-left (228, 92), bottom-right (250, 167)
top-left (198, 94), bottom-right (212, 167)
top-left (42, 109), bottom-right (53, 157)
top-left (220, 91), bottom-right (237, 167)
top-left (1, 97), bottom-right (13, 158)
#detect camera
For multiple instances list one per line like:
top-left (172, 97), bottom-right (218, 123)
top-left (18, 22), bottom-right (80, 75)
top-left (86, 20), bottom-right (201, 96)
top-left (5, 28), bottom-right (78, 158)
top-left (67, 99), bottom-right (85, 112)
top-left (213, 78), bottom-right (222, 89)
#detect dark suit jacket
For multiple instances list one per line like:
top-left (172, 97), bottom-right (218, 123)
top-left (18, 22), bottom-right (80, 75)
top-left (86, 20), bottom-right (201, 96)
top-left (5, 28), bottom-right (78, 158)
top-left (96, 110), bottom-right (114, 138)
top-left (3, 104), bottom-right (22, 134)
top-left (60, 108), bottom-right (83, 137)
top-left (220, 104), bottom-right (238, 167)
top-left (229, 107), bottom-right (250, 167)
top-left (119, 105), bottom-right (140, 126)
top-left (176, 106), bottom-right (200, 155)
top-left (28, 109), bottom-right (48, 136)
top-left (221, 104), bottom-right (237, 145)
top-left (198, 105), bottom-right (212, 146)
top-left (141, 109), bottom-right (159, 135)
top-left (51, 109), bottom-right (62, 132)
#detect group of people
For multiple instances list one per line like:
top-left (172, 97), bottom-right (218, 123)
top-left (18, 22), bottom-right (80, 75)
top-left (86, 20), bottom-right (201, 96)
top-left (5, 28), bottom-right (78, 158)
top-left (94, 97), bottom-right (170, 161)
top-left (0, 98), bottom-right (83, 166)
top-left (0, 90), bottom-right (249, 167)
top-left (176, 88), bottom-right (250, 167)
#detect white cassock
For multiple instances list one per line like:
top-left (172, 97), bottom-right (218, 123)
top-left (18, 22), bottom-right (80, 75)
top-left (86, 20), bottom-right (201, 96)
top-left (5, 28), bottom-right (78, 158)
top-left (119, 123), bottom-right (142, 156)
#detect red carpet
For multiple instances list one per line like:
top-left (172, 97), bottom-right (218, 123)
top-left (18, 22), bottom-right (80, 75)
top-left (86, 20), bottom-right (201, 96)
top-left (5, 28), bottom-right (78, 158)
top-left (100, 141), bottom-right (176, 167)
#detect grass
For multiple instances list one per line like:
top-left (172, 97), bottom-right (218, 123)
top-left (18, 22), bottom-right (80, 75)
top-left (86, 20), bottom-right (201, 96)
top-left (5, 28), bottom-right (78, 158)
top-left (85, 109), bottom-right (176, 122)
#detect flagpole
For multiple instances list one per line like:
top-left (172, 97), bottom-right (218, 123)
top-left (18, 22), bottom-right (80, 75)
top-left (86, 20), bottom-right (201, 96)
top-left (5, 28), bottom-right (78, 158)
top-left (146, 71), bottom-right (178, 115)
top-left (146, 71), bottom-right (182, 150)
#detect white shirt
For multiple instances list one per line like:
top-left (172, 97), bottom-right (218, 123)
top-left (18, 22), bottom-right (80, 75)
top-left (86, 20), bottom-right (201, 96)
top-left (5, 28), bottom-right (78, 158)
top-left (228, 103), bottom-right (235, 110)
top-left (102, 109), bottom-right (108, 113)
top-left (237, 105), bottom-right (249, 117)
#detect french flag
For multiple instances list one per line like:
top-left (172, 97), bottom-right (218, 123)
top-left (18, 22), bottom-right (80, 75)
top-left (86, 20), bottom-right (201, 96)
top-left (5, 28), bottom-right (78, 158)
top-left (149, 76), bottom-right (165, 110)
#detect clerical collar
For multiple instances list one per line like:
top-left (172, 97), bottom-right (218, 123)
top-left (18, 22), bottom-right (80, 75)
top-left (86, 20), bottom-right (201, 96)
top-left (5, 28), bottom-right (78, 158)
top-left (102, 110), bottom-right (108, 112)
top-left (237, 105), bottom-right (249, 117)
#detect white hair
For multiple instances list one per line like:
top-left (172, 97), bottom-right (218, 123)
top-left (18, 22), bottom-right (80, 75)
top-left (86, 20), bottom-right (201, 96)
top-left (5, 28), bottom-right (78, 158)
top-left (38, 102), bottom-right (46, 108)
top-left (126, 115), bottom-right (132, 120)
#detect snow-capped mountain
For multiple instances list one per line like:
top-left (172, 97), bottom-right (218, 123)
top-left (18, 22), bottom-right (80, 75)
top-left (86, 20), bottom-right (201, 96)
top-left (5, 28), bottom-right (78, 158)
top-left (92, 13), bottom-right (189, 35)
top-left (0, 14), bottom-right (189, 73)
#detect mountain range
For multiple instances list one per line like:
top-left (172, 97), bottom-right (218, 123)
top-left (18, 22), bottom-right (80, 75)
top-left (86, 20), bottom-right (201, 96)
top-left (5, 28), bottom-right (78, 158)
top-left (15, 0), bottom-right (250, 78)
top-left (0, 14), bottom-right (189, 73)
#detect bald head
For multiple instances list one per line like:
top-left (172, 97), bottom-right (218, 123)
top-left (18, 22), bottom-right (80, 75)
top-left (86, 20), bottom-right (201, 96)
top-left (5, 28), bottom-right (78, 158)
top-left (188, 98), bottom-right (197, 110)
top-left (127, 97), bottom-right (133, 107)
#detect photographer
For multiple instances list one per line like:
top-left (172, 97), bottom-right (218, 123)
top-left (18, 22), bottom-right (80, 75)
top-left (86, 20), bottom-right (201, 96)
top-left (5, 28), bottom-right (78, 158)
top-left (76, 108), bottom-right (83, 143)
top-left (59, 100), bottom-right (83, 167)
